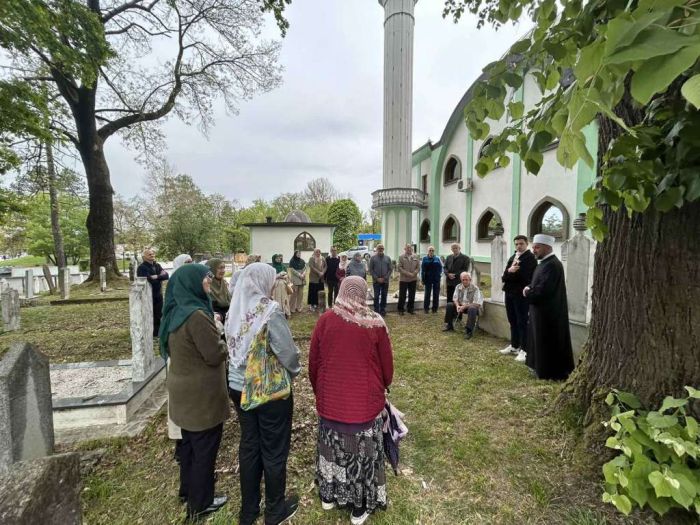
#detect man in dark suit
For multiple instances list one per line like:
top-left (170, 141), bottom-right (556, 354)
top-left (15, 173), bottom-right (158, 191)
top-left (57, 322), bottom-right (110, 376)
top-left (443, 243), bottom-right (470, 303)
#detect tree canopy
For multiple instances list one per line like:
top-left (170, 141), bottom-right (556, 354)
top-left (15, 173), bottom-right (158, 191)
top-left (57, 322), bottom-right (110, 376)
top-left (327, 199), bottom-right (362, 251)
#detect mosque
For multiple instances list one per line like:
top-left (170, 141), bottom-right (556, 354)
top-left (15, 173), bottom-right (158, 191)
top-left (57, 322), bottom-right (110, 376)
top-left (374, 1), bottom-right (597, 273)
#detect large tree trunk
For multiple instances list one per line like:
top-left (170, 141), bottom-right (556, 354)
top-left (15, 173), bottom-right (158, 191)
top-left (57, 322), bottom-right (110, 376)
top-left (45, 141), bottom-right (66, 269)
top-left (557, 84), bottom-right (700, 441)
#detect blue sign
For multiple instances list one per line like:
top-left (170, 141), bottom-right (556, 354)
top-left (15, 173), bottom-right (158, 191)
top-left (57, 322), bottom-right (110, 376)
top-left (357, 233), bottom-right (381, 241)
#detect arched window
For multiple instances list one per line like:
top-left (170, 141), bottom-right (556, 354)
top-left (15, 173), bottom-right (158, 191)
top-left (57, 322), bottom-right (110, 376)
top-left (528, 198), bottom-right (570, 240)
top-left (478, 137), bottom-right (493, 160)
top-left (476, 208), bottom-right (503, 241)
top-left (419, 219), bottom-right (430, 243)
top-left (442, 215), bottom-right (460, 243)
top-left (293, 231), bottom-right (316, 251)
top-left (443, 156), bottom-right (461, 185)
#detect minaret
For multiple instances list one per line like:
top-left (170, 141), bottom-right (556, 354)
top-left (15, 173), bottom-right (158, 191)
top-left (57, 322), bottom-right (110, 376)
top-left (373, 0), bottom-right (424, 260)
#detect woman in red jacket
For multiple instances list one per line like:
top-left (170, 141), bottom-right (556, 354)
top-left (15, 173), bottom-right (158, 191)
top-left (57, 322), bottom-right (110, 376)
top-left (309, 276), bottom-right (393, 525)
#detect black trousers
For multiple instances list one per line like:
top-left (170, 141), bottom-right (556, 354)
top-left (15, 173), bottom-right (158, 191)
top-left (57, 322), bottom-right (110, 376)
top-left (326, 280), bottom-right (340, 307)
top-left (446, 283), bottom-right (458, 305)
top-left (308, 282), bottom-right (323, 306)
top-left (229, 388), bottom-right (293, 525)
top-left (179, 423), bottom-right (223, 518)
top-left (398, 281), bottom-right (416, 313)
top-left (423, 281), bottom-right (440, 312)
top-left (153, 296), bottom-right (163, 337)
top-left (505, 292), bottom-right (529, 349)
top-left (444, 303), bottom-right (479, 331)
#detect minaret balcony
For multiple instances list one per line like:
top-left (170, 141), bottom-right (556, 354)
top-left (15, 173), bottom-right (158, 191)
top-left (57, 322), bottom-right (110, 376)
top-left (372, 188), bottom-right (428, 209)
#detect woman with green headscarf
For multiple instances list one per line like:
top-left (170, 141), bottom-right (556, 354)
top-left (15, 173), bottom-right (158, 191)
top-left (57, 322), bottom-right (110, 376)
top-left (159, 264), bottom-right (229, 521)
top-left (270, 254), bottom-right (291, 318)
top-left (207, 258), bottom-right (231, 322)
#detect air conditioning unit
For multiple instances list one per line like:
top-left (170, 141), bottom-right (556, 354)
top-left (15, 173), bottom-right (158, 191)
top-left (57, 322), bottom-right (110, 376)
top-left (457, 179), bottom-right (473, 192)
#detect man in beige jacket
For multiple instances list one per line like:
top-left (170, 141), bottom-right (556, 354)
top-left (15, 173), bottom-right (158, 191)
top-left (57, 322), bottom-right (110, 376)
top-left (397, 244), bottom-right (420, 315)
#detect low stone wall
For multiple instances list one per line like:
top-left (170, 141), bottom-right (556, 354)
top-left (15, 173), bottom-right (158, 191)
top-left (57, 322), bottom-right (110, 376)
top-left (0, 453), bottom-right (81, 525)
top-left (479, 299), bottom-right (589, 360)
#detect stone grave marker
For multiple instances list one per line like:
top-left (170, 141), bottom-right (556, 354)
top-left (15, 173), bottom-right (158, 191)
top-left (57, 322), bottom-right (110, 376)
top-left (99, 266), bottom-right (107, 292)
top-left (562, 214), bottom-right (595, 324)
top-left (0, 342), bottom-right (54, 474)
top-left (25, 269), bottom-right (35, 299)
top-left (489, 224), bottom-right (508, 303)
top-left (58, 267), bottom-right (71, 300)
top-left (1, 289), bottom-right (20, 331)
top-left (0, 278), bottom-right (9, 295)
top-left (129, 278), bottom-right (155, 382)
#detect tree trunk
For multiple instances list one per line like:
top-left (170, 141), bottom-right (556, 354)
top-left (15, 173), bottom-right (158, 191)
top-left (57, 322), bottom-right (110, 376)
top-left (557, 85), bottom-right (700, 441)
top-left (45, 141), bottom-right (66, 269)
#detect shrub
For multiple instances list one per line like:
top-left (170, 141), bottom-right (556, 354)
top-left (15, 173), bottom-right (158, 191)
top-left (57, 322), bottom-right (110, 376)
top-left (602, 387), bottom-right (700, 517)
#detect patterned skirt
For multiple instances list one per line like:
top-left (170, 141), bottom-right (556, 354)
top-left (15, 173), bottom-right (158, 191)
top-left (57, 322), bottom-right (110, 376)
top-left (316, 416), bottom-right (387, 512)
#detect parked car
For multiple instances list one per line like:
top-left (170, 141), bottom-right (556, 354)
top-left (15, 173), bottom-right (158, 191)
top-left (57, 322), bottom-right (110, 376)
top-left (346, 246), bottom-right (371, 261)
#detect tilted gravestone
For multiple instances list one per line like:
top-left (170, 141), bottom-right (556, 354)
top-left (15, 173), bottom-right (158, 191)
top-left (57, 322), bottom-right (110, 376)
top-left (1, 289), bottom-right (20, 331)
top-left (99, 266), bottom-right (107, 292)
top-left (489, 224), bottom-right (508, 303)
top-left (58, 268), bottom-right (71, 300)
top-left (24, 269), bottom-right (35, 299)
top-left (130, 278), bottom-right (155, 382)
top-left (0, 342), bottom-right (54, 474)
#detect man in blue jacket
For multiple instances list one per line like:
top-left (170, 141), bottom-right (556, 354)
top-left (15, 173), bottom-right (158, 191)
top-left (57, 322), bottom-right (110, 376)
top-left (421, 246), bottom-right (442, 314)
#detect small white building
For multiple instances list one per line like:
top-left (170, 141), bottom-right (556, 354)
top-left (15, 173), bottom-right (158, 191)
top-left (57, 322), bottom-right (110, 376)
top-left (245, 211), bottom-right (336, 264)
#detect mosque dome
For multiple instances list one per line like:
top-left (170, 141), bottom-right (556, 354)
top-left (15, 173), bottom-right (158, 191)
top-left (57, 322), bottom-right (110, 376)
top-left (284, 210), bottom-right (311, 223)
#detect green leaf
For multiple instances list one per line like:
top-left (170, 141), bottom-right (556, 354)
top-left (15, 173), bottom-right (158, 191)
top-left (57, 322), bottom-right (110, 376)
top-left (605, 10), bottom-right (672, 55)
top-left (631, 45), bottom-right (700, 105)
top-left (605, 28), bottom-right (700, 65)
top-left (508, 101), bottom-right (524, 119)
top-left (524, 150), bottom-right (544, 175)
top-left (502, 72), bottom-right (523, 89)
top-left (575, 41), bottom-right (604, 82)
top-left (647, 493), bottom-right (672, 515)
top-left (685, 386), bottom-right (700, 399)
top-left (617, 391), bottom-right (642, 409)
top-left (551, 107), bottom-right (568, 135)
top-left (509, 39), bottom-right (531, 54)
top-left (649, 471), bottom-right (678, 498)
top-left (611, 494), bottom-right (633, 515)
top-left (605, 391), bottom-right (616, 405)
top-left (654, 186), bottom-right (684, 212)
top-left (659, 396), bottom-right (688, 413)
top-left (681, 74), bottom-right (700, 109)
top-left (647, 411), bottom-right (679, 429)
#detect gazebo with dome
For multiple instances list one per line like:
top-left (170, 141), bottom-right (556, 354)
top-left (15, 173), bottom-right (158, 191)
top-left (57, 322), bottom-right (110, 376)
top-left (244, 211), bottom-right (336, 263)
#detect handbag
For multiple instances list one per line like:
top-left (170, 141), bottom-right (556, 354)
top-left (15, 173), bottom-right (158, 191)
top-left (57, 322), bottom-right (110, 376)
top-left (240, 326), bottom-right (291, 411)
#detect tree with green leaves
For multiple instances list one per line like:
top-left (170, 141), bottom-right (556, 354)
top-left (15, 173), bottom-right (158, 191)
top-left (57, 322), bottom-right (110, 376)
top-left (443, 0), bottom-right (700, 436)
top-left (327, 199), bottom-right (362, 251)
top-left (0, 0), bottom-right (292, 279)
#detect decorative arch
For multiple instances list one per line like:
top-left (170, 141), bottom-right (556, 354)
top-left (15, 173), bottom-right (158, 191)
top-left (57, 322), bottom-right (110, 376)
top-left (442, 215), bottom-right (460, 243)
top-left (293, 231), bottom-right (316, 251)
top-left (443, 156), bottom-right (461, 185)
top-left (528, 197), bottom-right (570, 240)
top-left (476, 207), bottom-right (504, 241)
top-left (419, 219), bottom-right (431, 243)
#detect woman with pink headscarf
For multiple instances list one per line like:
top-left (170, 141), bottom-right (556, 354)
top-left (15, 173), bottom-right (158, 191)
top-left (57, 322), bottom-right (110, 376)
top-left (309, 276), bottom-right (394, 525)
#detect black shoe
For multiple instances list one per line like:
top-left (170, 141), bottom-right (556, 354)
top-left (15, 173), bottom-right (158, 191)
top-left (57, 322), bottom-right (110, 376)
top-left (398, 311), bottom-right (405, 316)
top-left (464, 330), bottom-right (473, 340)
top-left (265, 495), bottom-right (299, 525)
top-left (432, 309), bottom-right (438, 314)
top-left (187, 495), bottom-right (228, 521)
top-left (424, 309), bottom-right (429, 314)
top-left (441, 324), bottom-right (454, 332)
top-left (408, 310), bottom-right (415, 315)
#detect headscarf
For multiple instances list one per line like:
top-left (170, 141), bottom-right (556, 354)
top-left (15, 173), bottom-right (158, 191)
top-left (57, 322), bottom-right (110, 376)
top-left (245, 254), bottom-right (257, 266)
top-left (332, 276), bottom-right (387, 331)
top-left (289, 251), bottom-right (305, 271)
top-left (228, 269), bottom-right (242, 295)
top-left (158, 264), bottom-right (213, 359)
top-left (271, 254), bottom-right (286, 274)
top-left (346, 253), bottom-right (367, 278)
top-left (225, 263), bottom-right (278, 367)
top-left (339, 254), bottom-right (348, 270)
top-left (172, 253), bottom-right (192, 274)
top-left (207, 258), bottom-right (231, 308)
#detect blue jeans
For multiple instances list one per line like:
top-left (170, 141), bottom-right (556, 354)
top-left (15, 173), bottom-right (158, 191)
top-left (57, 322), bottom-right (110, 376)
top-left (423, 281), bottom-right (440, 312)
top-left (373, 282), bottom-right (389, 314)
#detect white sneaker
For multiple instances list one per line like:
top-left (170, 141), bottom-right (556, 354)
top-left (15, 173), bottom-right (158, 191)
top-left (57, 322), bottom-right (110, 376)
top-left (499, 345), bottom-right (517, 355)
top-left (321, 500), bottom-right (336, 511)
top-left (514, 349), bottom-right (527, 362)
top-left (351, 509), bottom-right (371, 525)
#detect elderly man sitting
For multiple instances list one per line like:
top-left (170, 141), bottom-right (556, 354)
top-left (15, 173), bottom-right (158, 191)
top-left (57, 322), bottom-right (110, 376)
top-left (442, 272), bottom-right (483, 339)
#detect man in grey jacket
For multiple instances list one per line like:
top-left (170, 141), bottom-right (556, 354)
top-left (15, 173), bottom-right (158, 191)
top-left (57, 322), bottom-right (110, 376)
top-left (369, 244), bottom-right (392, 316)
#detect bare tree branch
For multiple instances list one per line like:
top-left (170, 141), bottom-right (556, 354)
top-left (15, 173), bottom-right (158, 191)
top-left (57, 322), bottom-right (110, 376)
top-left (102, 0), bottom-right (161, 24)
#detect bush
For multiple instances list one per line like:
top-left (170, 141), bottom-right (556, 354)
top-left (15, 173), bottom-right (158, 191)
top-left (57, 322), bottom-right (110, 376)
top-left (78, 260), bottom-right (89, 272)
top-left (602, 387), bottom-right (700, 517)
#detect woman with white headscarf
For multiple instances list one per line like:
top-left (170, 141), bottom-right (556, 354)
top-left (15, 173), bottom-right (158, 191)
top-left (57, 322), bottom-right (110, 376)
top-left (224, 263), bottom-right (301, 525)
top-left (171, 253), bottom-right (193, 274)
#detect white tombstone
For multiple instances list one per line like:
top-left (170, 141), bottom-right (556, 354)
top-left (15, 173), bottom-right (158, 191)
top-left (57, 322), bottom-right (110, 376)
top-left (489, 225), bottom-right (508, 303)
top-left (0, 279), bottom-right (8, 295)
top-left (99, 266), bottom-right (107, 293)
top-left (58, 268), bottom-right (71, 300)
top-left (24, 269), bottom-right (35, 299)
top-left (1, 289), bottom-right (20, 331)
top-left (562, 214), bottom-right (596, 324)
top-left (129, 277), bottom-right (155, 382)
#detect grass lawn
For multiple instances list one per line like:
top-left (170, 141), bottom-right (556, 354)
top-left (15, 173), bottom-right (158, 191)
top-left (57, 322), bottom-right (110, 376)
top-left (1, 255), bottom-right (48, 267)
top-left (61, 309), bottom-right (693, 525)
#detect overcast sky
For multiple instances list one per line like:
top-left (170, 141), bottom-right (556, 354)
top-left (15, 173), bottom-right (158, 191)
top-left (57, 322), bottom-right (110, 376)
top-left (106, 1), bottom-right (531, 213)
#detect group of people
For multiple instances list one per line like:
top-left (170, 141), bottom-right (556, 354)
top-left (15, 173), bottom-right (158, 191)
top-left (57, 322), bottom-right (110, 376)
top-left (145, 250), bottom-right (393, 525)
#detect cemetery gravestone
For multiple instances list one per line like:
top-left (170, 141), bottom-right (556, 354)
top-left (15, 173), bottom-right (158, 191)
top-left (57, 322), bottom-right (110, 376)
top-left (490, 224), bottom-right (508, 303)
top-left (99, 266), bottom-right (107, 292)
top-left (58, 268), bottom-right (71, 300)
top-left (0, 343), bottom-right (54, 474)
top-left (24, 269), bottom-right (35, 299)
top-left (129, 278), bottom-right (155, 382)
top-left (563, 214), bottom-right (595, 324)
top-left (1, 289), bottom-right (20, 331)
top-left (0, 279), bottom-right (9, 295)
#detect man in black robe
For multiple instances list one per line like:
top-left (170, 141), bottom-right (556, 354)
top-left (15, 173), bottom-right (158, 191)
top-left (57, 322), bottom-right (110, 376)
top-left (523, 234), bottom-right (574, 380)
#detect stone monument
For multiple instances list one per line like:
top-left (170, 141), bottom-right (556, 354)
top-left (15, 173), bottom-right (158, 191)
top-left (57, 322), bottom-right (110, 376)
top-left (129, 277), bottom-right (155, 382)
top-left (562, 214), bottom-right (595, 324)
top-left (0, 343), bottom-right (54, 474)
top-left (58, 267), bottom-right (71, 300)
top-left (1, 289), bottom-right (20, 331)
top-left (99, 266), bottom-right (107, 292)
top-left (24, 269), bottom-right (35, 299)
top-left (490, 223), bottom-right (508, 303)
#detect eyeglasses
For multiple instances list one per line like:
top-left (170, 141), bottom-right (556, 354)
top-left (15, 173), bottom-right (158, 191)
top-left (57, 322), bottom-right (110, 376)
top-left (206, 271), bottom-right (214, 279)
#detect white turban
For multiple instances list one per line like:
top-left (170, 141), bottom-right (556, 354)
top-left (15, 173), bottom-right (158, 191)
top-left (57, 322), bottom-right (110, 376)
top-left (532, 234), bottom-right (556, 247)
